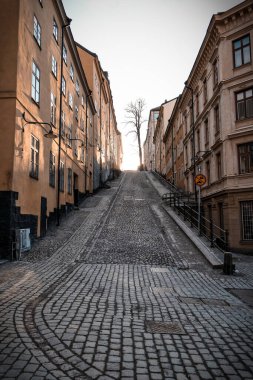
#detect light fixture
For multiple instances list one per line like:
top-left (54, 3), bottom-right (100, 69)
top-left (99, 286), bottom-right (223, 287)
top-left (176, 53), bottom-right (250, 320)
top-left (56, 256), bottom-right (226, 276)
top-left (22, 112), bottom-right (58, 139)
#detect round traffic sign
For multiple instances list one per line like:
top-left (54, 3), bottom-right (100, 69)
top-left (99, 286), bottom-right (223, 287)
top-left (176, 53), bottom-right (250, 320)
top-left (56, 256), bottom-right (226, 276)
top-left (195, 174), bottom-right (206, 186)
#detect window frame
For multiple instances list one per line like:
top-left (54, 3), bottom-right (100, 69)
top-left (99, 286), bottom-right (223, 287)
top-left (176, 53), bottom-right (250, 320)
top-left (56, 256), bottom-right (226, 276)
top-left (240, 201), bottom-right (253, 241)
top-left (63, 44), bottom-right (67, 64)
top-left (67, 168), bottom-right (73, 195)
top-left (51, 55), bottom-right (57, 78)
top-left (53, 18), bottom-right (58, 42)
top-left (30, 134), bottom-right (39, 179)
top-left (233, 34), bottom-right (251, 68)
top-left (50, 92), bottom-right (57, 126)
top-left (49, 151), bottom-right (56, 187)
top-left (59, 161), bottom-right (64, 192)
top-left (31, 61), bottom-right (40, 104)
top-left (235, 88), bottom-right (253, 120)
top-left (238, 142), bottom-right (253, 174)
top-left (70, 64), bottom-right (74, 81)
top-left (62, 76), bottom-right (66, 96)
top-left (33, 15), bottom-right (41, 47)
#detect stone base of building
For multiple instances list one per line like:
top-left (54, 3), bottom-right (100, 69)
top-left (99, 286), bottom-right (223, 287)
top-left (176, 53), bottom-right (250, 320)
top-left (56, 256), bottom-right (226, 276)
top-left (0, 191), bottom-right (38, 260)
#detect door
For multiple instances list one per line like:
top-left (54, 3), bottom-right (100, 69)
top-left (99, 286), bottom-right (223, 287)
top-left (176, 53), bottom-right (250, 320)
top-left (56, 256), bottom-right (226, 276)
top-left (73, 174), bottom-right (79, 207)
top-left (40, 197), bottom-right (47, 237)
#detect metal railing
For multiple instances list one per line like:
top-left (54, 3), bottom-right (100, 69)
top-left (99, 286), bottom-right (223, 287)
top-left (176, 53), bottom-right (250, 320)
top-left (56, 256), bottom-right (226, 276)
top-left (152, 171), bottom-right (229, 253)
top-left (163, 192), bottom-right (229, 252)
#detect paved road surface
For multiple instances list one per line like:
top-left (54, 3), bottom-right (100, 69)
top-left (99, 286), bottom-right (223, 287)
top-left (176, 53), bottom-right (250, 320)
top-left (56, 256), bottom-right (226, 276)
top-left (0, 171), bottom-right (253, 379)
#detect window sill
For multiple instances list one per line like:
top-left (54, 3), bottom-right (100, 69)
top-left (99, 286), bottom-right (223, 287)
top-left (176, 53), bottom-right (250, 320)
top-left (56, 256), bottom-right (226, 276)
top-left (239, 240), bottom-right (253, 245)
top-left (31, 97), bottom-right (40, 108)
top-left (29, 173), bottom-right (39, 180)
top-left (233, 61), bottom-right (252, 71)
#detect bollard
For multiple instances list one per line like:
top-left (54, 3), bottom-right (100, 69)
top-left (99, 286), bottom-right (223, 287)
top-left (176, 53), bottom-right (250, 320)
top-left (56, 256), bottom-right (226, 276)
top-left (223, 252), bottom-right (235, 275)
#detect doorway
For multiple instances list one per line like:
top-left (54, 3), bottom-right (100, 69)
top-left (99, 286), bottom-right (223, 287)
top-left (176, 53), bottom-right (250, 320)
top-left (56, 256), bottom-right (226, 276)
top-left (73, 173), bottom-right (79, 207)
top-left (40, 197), bottom-right (47, 237)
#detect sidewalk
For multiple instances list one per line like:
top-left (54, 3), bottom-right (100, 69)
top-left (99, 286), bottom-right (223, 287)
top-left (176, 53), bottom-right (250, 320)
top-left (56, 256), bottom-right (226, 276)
top-left (146, 171), bottom-right (253, 273)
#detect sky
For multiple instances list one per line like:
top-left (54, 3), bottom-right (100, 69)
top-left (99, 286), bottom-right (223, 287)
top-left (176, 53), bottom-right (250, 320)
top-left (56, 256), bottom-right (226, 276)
top-left (62, 0), bottom-right (243, 170)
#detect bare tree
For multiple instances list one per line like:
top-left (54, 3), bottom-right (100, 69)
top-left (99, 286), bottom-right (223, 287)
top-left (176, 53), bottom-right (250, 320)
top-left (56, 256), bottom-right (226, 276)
top-left (124, 98), bottom-right (146, 170)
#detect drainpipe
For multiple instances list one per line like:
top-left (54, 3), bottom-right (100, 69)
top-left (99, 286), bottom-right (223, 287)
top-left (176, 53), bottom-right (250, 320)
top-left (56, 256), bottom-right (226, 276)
top-left (56, 18), bottom-right (71, 226)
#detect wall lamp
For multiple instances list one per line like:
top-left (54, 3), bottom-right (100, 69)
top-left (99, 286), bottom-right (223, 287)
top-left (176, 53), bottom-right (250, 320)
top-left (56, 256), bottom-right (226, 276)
top-left (22, 112), bottom-right (58, 139)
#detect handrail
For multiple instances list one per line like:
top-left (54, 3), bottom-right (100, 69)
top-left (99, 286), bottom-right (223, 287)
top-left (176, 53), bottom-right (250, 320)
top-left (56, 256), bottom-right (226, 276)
top-left (152, 171), bottom-right (229, 253)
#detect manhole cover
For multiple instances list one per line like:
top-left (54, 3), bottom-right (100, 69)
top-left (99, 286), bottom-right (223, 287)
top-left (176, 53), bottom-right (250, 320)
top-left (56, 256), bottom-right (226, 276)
top-left (203, 298), bottom-right (229, 306)
top-left (150, 287), bottom-right (174, 295)
top-left (151, 268), bottom-right (169, 273)
top-left (180, 297), bottom-right (229, 307)
top-left (226, 289), bottom-right (253, 308)
top-left (180, 297), bottom-right (203, 305)
top-left (145, 320), bottom-right (186, 334)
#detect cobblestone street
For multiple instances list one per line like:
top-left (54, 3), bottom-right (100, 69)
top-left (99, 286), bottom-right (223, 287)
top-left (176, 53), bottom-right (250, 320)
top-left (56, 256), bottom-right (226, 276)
top-left (0, 171), bottom-right (253, 379)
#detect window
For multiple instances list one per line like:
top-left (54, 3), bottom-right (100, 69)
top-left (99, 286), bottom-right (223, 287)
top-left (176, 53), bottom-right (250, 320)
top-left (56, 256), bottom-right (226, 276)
top-left (52, 55), bottom-right (57, 78)
top-left (30, 135), bottom-right (39, 179)
top-left (49, 151), bottom-right (55, 187)
top-left (67, 124), bottom-right (72, 147)
top-left (236, 88), bottom-right (253, 120)
top-left (238, 142), bottom-right (253, 174)
top-left (62, 76), bottom-right (66, 96)
top-left (50, 92), bottom-right (56, 125)
top-left (69, 93), bottom-right (73, 109)
top-left (233, 34), bottom-right (251, 68)
top-left (80, 146), bottom-right (84, 162)
top-left (31, 61), bottom-right (40, 104)
top-left (196, 129), bottom-right (200, 153)
top-left (204, 119), bottom-right (209, 148)
top-left (241, 201), bottom-right (253, 240)
top-left (213, 59), bottom-right (218, 87)
top-left (203, 78), bottom-right (207, 104)
top-left (59, 161), bottom-right (64, 192)
top-left (53, 18), bottom-right (58, 42)
top-left (63, 44), bottom-right (67, 64)
top-left (195, 93), bottom-right (199, 116)
top-left (185, 145), bottom-right (188, 168)
top-left (81, 95), bottom-right (85, 107)
top-left (206, 161), bottom-right (210, 185)
top-left (61, 111), bottom-right (65, 138)
top-left (70, 64), bottom-right (74, 81)
top-left (75, 105), bottom-right (79, 121)
top-left (67, 168), bottom-right (72, 194)
top-left (214, 105), bottom-right (220, 133)
top-left (33, 15), bottom-right (41, 47)
top-left (216, 153), bottom-right (222, 180)
top-left (75, 79), bottom-right (80, 95)
top-left (184, 113), bottom-right (188, 134)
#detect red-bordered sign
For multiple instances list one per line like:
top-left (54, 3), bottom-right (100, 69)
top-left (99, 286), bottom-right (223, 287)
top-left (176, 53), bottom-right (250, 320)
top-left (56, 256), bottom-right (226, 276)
top-left (195, 174), bottom-right (207, 187)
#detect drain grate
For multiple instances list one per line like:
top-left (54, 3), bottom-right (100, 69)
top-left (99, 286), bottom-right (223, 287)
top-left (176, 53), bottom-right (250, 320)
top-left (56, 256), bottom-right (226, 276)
top-left (145, 320), bottom-right (186, 335)
top-left (180, 297), bottom-right (229, 307)
top-left (151, 268), bottom-right (169, 273)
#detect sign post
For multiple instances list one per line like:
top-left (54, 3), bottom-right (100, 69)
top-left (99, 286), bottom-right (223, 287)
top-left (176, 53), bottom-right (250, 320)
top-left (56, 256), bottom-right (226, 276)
top-left (194, 174), bottom-right (207, 235)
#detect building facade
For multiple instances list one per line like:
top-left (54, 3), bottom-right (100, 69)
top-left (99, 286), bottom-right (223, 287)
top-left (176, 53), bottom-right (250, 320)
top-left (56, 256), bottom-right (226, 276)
top-left (0, 0), bottom-right (121, 259)
top-left (160, 0), bottom-right (253, 253)
top-left (76, 44), bottom-right (122, 189)
top-left (153, 99), bottom-right (177, 176)
top-left (143, 107), bottom-right (160, 171)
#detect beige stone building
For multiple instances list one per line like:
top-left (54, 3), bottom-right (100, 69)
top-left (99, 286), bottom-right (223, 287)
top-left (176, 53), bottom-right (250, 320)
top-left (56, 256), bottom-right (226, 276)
top-left (77, 44), bottom-right (122, 188)
top-left (0, 0), bottom-right (121, 259)
top-left (153, 99), bottom-right (177, 176)
top-left (143, 107), bottom-right (160, 171)
top-left (162, 0), bottom-right (253, 253)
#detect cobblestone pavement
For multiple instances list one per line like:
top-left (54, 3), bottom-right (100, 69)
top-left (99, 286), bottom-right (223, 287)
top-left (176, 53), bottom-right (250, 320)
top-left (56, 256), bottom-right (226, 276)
top-left (0, 171), bottom-right (253, 379)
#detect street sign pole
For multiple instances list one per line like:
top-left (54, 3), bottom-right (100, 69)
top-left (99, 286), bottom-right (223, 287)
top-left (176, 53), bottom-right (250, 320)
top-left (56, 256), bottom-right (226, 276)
top-left (194, 173), bottom-right (207, 236)
top-left (198, 185), bottom-right (201, 235)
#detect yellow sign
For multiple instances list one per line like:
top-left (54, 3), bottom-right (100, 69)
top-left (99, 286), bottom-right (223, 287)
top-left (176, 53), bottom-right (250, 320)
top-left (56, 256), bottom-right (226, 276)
top-left (195, 174), bottom-right (206, 187)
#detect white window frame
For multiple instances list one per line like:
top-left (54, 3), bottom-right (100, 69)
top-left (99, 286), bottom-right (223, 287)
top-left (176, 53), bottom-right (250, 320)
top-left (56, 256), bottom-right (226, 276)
top-left (50, 92), bottom-right (57, 125)
top-left (30, 135), bottom-right (39, 179)
top-left (31, 61), bottom-right (40, 104)
top-left (52, 55), bottom-right (57, 78)
top-left (33, 15), bottom-right (41, 47)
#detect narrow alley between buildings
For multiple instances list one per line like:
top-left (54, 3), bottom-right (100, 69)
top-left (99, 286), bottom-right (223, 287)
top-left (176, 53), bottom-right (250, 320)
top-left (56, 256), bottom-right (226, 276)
top-left (0, 171), bottom-right (253, 380)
